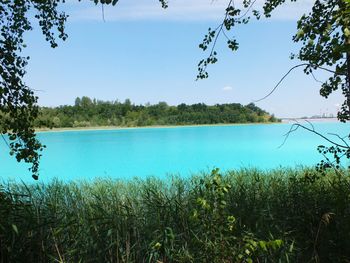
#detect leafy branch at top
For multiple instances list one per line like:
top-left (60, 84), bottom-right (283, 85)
top-left (0, 0), bottom-right (69, 179)
top-left (197, 0), bottom-right (350, 121)
top-left (197, 0), bottom-right (256, 80)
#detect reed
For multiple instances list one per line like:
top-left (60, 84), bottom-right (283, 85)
top-left (1, 168), bottom-right (349, 262)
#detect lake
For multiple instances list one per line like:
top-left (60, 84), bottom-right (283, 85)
top-left (1, 122), bottom-right (349, 182)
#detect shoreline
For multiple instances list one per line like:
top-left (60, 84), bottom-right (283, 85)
top-left (35, 122), bottom-right (280, 133)
top-left (34, 118), bottom-right (342, 133)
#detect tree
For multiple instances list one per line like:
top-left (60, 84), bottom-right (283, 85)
top-left (80, 96), bottom-right (93, 108)
top-left (74, 97), bottom-right (82, 107)
top-left (0, 1), bottom-right (69, 179)
top-left (197, 0), bottom-right (350, 171)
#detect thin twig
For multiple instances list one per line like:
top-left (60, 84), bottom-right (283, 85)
top-left (221, 29), bottom-right (231, 41)
top-left (254, 63), bottom-right (345, 103)
top-left (328, 133), bottom-right (350, 147)
top-left (237, 0), bottom-right (258, 20)
top-left (311, 71), bottom-right (323, 84)
top-left (101, 3), bottom-right (105, 22)
top-left (254, 63), bottom-right (309, 103)
top-left (1, 134), bottom-right (10, 149)
top-left (305, 119), bottom-right (315, 132)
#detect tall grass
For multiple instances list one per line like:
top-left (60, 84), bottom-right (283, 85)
top-left (1, 168), bottom-right (350, 262)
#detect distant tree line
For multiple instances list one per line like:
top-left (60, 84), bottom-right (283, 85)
top-left (33, 96), bottom-right (280, 128)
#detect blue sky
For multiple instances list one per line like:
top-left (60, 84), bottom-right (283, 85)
top-left (24, 0), bottom-right (343, 118)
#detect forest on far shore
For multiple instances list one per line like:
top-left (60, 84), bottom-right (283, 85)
top-left (32, 96), bottom-right (280, 128)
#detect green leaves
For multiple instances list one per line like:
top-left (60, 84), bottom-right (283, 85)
top-left (291, 0), bottom-right (350, 122)
top-left (158, 0), bottom-right (168, 9)
top-left (0, 1), bottom-right (83, 179)
top-left (227, 39), bottom-right (239, 51)
top-left (11, 224), bottom-right (18, 235)
top-left (188, 168), bottom-right (287, 262)
top-left (295, 29), bottom-right (305, 41)
top-left (344, 27), bottom-right (350, 37)
top-left (89, 0), bottom-right (168, 8)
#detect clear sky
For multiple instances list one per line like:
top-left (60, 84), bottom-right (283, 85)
top-left (23, 0), bottom-right (343, 118)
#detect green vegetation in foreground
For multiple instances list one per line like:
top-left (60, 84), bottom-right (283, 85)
top-left (1, 168), bottom-right (350, 262)
top-left (31, 97), bottom-right (279, 128)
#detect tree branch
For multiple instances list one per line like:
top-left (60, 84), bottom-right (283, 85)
top-left (254, 63), bottom-right (309, 103)
top-left (254, 63), bottom-right (346, 103)
top-left (279, 122), bottom-right (349, 150)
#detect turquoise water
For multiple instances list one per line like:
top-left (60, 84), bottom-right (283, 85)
top-left (1, 122), bottom-right (349, 182)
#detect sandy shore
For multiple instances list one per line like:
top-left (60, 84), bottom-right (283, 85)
top-left (35, 122), bottom-right (280, 133)
top-left (34, 118), bottom-right (344, 133)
